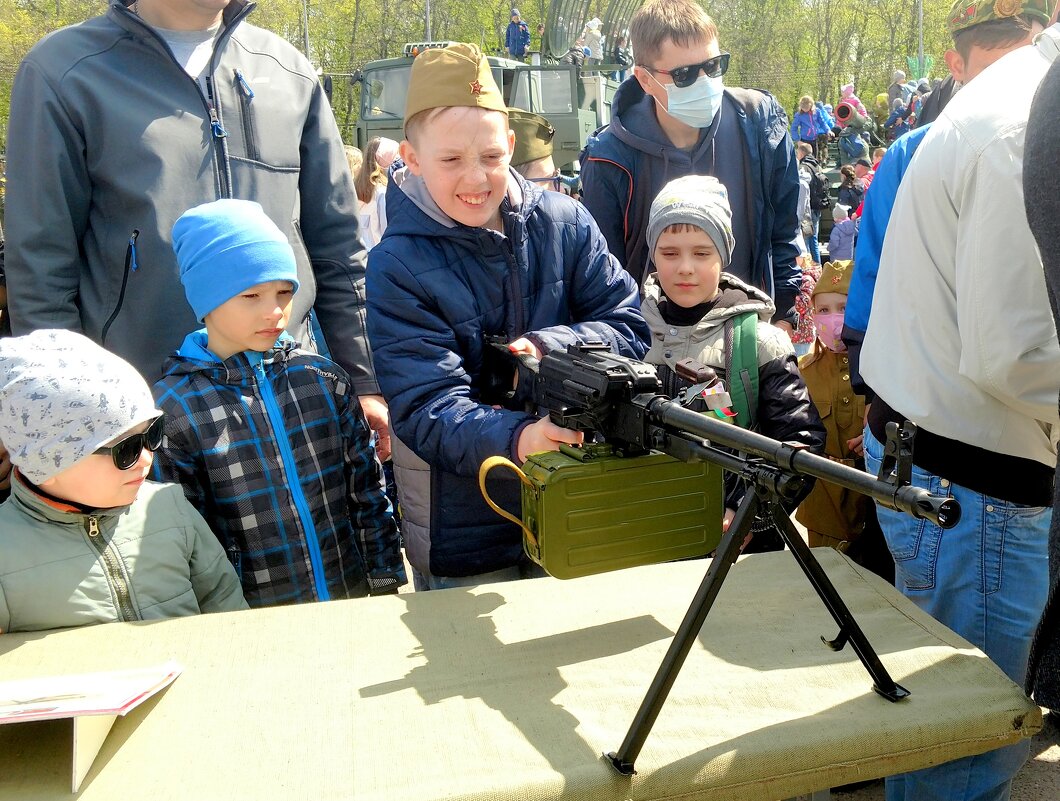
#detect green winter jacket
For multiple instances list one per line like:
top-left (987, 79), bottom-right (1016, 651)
top-left (0, 476), bottom-right (247, 634)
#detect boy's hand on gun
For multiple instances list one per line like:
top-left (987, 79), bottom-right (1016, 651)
top-left (516, 417), bottom-right (584, 463)
top-left (508, 337), bottom-right (585, 461)
top-left (507, 337), bottom-right (542, 390)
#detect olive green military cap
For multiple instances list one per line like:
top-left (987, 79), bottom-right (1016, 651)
top-left (947, 0), bottom-right (1054, 37)
top-left (404, 43), bottom-right (508, 133)
top-left (508, 109), bottom-right (555, 165)
top-left (813, 260), bottom-right (854, 297)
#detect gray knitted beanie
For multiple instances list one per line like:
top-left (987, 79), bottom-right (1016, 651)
top-left (646, 175), bottom-right (736, 269)
top-left (0, 330), bottom-right (161, 482)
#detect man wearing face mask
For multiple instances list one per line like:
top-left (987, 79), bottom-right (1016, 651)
top-left (580, 0), bottom-right (801, 333)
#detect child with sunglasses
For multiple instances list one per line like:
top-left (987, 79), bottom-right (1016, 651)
top-left (0, 329), bottom-right (247, 634)
top-left (152, 199), bottom-right (405, 608)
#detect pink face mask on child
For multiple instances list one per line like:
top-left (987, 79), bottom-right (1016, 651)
top-left (814, 312), bottom-right (847, 353)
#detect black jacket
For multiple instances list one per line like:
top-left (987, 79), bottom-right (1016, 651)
top-left (1024, 56), bottom-right (1060, 711)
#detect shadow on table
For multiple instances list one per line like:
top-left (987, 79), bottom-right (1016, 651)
top-left (360, 589), bottom-right (672, 778)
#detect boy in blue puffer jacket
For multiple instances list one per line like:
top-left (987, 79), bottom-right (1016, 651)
top-left (153, 199), bottom-right (405, 607)
top-left (365, 43), bottom-right (650, 591)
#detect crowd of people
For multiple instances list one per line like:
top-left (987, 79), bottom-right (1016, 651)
top-left (0, 0), bottom-right (1058, 800)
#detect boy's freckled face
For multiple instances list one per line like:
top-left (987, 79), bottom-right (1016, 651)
top-left (653, 227), bottom-right (723, 308)
top-left (38, 419), bottom-right (155, 509)
top-left (204, 280), bottom-right (295, 361)
top-left (401, 108), bottom-right (515, 231)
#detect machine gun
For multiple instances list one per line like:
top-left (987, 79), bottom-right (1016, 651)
top-left (482, 339), bottom-right (960, 775)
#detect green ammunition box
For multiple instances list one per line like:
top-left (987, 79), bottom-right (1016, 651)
top-left (519, 443), bottom-right (724, 579)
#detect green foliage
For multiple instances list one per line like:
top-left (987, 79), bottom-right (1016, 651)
top-left (0, 0), bottom-right (957, 150)
top-left (707, 0), bottom-right (955, 114)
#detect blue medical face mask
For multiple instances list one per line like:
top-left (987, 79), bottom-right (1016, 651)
top-left (649, 71), bottom-right (724, 129)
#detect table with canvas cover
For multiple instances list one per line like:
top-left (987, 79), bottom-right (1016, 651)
top-left (0, 549), bottom-right (1041, 801)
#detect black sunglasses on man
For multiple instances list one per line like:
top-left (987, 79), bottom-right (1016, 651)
top-left (641, 53), bottom-right (731, 88)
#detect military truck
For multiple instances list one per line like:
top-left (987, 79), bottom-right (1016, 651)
top-left (352, 41), bottom-right (621, 171)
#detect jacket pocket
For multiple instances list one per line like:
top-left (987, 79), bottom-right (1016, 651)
top-left (101, 229), bottom-right (140, 347)
top-left (234, 69), bottom-right (260, 162)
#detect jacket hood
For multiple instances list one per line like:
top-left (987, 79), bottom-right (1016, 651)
top-left (605, 78), bottom-right (722, 163)
top-left (642, 270), bottom-right (775, 325)
top-left (383, 165), bottom-right (538, 242)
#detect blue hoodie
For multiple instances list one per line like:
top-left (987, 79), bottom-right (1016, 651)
top-left (580, 78), bottom-right (802, 325)
top-left (366, 168), bottom-right (650, 578)
top-left (842, 125), bottom-right (931, 399)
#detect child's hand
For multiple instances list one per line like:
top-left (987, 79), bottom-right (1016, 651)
top-left (359, 395), bottom-right (391, 462)
top-left (508, 338), bottom-right (542, 389)
top-left (516, 417), bottom-right (584, 463)
top-left (722, 507), bottom-right (736, 532)
top-left (508, 338), bottom-right (541, 359)
top-left (846, 433), bottom-right (864, 457)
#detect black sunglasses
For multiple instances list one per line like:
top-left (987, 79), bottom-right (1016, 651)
top-left (643, 53), bottom-right (730, 88)
top-left (94, 415), bottom-right (165, 470)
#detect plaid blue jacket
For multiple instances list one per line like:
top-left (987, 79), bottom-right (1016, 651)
top-left (152, 332), bottom-right (404, 607)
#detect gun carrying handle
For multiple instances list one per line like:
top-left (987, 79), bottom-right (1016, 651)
top-left (478, 456), bottom-right (538, 549)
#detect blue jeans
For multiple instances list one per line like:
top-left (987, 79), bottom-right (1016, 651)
top-left (863, 427), bottom-right (1050, 801)
top-left (806, 210), bottom-right (821, 265)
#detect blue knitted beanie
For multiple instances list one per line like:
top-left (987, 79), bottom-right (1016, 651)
top-left (173, 199), bottom-right (299, 322)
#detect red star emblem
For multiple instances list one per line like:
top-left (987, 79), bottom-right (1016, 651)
top-left (469, 79), bottom-right (483, 95)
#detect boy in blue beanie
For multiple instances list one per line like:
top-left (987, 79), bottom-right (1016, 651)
top-left (153, 199), bottom-right (405, 607)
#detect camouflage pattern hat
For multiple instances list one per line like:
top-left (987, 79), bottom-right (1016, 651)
top-left (947, 0), bottom-right (1054, 37)
top-left (404, 43), bottom-right (508, 134)
top-left (0, 329), bottom-right (161, 482)
top-left (813, 260), bottom-right (854, 298)
top-left (508, 109), bottom-right (555, 165)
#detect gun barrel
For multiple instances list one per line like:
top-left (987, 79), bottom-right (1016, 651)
top-left (650, 398), bottom-right (960, 529)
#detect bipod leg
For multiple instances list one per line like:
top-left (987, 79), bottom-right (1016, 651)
top-left (770, 505), bottom-right (910, 703)
top-left (606, 490), bottom-right (760, 776)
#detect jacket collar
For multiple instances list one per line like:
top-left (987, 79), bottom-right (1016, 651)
top-left (642, 271), bottom-right (775, 328)
top-left (167, 329), bottom-right (296, 383)
top-left (1036, 22), bottom-right (1060, 61)
top-left (10, 471), bottom-right (129, 527)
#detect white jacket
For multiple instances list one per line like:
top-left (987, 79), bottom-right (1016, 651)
top-left (862, 28), bottom-right (1060, 468)
top-left (359, 187), bottom-right (388, 250)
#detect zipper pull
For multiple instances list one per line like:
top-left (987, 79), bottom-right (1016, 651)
top-left (209, 107), bottom-right (227, 139)
top-left (235, 69), bottom-right (254, 99)
top-left (128, 229), bottom-right (140, 272)
top-left (87, 517), bottom-right (100, 537)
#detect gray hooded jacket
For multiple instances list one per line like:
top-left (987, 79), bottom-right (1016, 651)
top-left (5, 0), bottom-right (376, 391)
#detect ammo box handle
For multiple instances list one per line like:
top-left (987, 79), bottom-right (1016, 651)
top-left (478, 456), bottom-right (538, 548)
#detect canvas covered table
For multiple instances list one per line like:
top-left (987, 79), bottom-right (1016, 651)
top-left (0, 549), bottom-right (1041, 800)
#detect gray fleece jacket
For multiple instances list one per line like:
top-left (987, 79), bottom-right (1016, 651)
top-left (5, 0), bottom-right (376, 391)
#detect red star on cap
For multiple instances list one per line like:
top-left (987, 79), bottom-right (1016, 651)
top-left (469, 79), bottom-right (483, 95)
